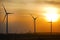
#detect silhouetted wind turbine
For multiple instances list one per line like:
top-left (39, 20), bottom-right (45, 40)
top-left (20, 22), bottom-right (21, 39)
top-left (2, 4), bottom-right (13, 34)
top-left (30, 14), bottom-right (38, 33)
top-left (48, 18), bottom-right (53, 35)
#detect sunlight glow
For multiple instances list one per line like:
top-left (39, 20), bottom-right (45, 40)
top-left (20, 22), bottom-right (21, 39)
top-left (43, 6), bottom-right (59, 22)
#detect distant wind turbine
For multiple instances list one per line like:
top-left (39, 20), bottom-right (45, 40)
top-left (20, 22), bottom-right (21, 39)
top-left (30, 14), bottom-right (38, 33)
top-left (2, 4), bottom-right (13, 34)
top-left (49, 18), bottom-right (53, 35)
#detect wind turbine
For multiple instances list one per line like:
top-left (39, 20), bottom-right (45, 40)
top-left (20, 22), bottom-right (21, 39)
top-left (48, 18), bottom-right (53, 35)
top-left (2, 4), bottom-right (13, 34)
top-left (30, 14), bottom-right (38, 33)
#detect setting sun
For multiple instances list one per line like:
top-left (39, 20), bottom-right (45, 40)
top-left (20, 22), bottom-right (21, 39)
top-left (45, 13), bottom-right (59, 22)
top-left (43, 6), bottom-right (59, 22)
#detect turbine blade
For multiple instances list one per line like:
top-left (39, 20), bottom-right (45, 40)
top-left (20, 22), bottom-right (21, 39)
top-left (35, 16), bottom-right (38, 19)
top-left (2, 4), bottom-right (7, 13)
top-left (3, 15), bottom-right (7, 23)
top-left (7, 13), bottom-right (13, 14)
top-left (30, 14), bottom-right (34, 18)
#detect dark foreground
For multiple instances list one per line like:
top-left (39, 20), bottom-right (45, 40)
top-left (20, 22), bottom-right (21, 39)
top-left (0, 33), bottom-right (60, 40)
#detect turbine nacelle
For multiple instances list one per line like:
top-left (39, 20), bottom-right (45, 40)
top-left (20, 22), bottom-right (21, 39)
top-left (30, 14), bottom-right (38, 20)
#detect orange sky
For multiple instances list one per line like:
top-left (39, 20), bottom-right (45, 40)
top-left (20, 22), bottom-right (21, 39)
top-left (0, 0), bottom-right (60, 33)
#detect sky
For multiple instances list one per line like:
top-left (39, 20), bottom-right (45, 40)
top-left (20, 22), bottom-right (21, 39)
top-left (0, 0), bottom-right (60, 34)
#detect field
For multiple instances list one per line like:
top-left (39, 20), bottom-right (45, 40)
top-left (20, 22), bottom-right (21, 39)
top-left (0, 33), bottom-right (60, 40)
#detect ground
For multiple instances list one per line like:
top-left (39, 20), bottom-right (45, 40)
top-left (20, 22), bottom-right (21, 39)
top-left (0, 33), bottom-right (60, 40)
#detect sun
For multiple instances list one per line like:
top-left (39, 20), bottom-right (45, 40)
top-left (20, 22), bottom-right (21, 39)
top-left (45, 13), bottom-right (58, 22)
top-left (43, 6), bottom-right (59, 22)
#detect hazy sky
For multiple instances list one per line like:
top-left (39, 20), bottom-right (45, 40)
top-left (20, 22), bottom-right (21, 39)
top-left (0, 0), bottom-right (60, 33)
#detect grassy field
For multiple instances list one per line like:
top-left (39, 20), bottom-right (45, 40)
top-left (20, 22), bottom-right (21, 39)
top-left (0, 33), bottom-right (60, 40)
